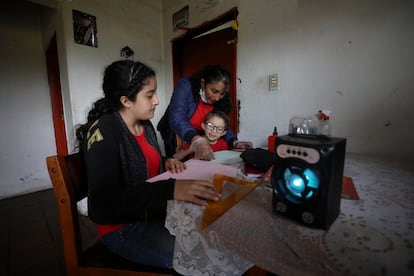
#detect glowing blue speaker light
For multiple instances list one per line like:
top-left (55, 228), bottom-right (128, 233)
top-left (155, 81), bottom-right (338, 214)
top-left (304, 168), bottom-right (319, 189)
top-left (287, 174), bottom-right (305, 196)
top-left (282, 166), bottom-right (320, 202)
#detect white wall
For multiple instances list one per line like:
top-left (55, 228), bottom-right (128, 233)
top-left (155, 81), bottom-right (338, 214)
top-left (1, 0), bottom-right (413, 199)
top-left (57, 0), bottom-right (164, 151)
top-left (0, 0), bottom-right (163, 199)
top-left (162, 0), bottom-right (414, 162)
top-left (0, 1), bottom-right (56, 199)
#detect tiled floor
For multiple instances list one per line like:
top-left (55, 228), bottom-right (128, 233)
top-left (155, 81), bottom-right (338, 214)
top-left (0, 188), bottom-right (96, 276)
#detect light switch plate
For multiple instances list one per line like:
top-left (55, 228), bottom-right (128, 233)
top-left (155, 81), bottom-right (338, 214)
top-left (269, 74), bottom-right (279, 91)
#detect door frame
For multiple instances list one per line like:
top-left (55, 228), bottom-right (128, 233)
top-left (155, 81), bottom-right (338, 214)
top-left (45, 34), bottom-right (68, 155)
top-left (171, 7), bottom-right (239, 133)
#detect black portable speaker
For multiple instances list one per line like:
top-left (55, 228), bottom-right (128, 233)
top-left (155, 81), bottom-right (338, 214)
top-left (271, 134), bottom-right (346, 230)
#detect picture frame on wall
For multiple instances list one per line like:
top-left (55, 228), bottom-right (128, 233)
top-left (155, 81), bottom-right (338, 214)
top-left (72, 10), bottom-right (98, 47)
top-left (173, 5), bottom-right (189, 32)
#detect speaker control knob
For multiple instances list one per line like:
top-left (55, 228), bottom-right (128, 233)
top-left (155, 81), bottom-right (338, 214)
top-left (276, 144), bottom-right (320, 164)
top-left (302, 212), bottom-right (315, 224)
top-left (276, 201), bottom-right (287, 213)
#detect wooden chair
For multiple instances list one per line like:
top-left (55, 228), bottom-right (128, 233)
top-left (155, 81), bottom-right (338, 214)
top-left (46, 153), bottom-right (174, 276)
top-left (175, 135), bottom-right (183, 153)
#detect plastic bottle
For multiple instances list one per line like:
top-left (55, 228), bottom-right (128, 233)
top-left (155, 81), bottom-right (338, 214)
top-left (320, 117), bottom-right (331, 136)
top-left (268, 126), bottom-right (278, 152)
top-left (318, 110), bottom-right (331, 136)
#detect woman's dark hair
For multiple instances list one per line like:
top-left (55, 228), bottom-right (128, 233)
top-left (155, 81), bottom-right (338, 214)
top-left (189, 64), bottom-right (233, 114)
top-left (76, 60), bottom-right (155, 145)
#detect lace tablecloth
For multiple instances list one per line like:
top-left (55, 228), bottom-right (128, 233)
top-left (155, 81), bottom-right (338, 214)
top-left (165, 200), bottom-right (253, 276)
top-left (164, 154), bottom-right (414, 275)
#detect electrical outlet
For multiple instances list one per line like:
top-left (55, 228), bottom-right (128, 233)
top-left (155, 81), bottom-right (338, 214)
top-left (269, 74), bottom-right (279, 91)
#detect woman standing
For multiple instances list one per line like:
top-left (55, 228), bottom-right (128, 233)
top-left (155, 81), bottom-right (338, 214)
top-left (76, 60), bottom-right (221, 269)
top-left (158, 65), bottom-right (251, 160)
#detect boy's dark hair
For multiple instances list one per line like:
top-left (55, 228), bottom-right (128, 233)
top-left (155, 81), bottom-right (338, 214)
top-left (204, 110), bottom-right (230, 128)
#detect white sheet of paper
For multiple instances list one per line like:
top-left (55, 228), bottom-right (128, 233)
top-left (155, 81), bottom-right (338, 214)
top-left (147, 159), bottom-right (238, 182)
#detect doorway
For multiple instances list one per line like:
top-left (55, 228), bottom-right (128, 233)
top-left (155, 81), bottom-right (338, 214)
top-left (45, 34), bottom-right (68, 155)
top-left (172, 7), bottom-right (239, 133)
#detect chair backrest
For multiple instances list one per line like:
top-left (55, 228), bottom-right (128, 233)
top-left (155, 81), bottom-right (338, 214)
top-left (47, 154), bottom-right (85, 275)
top-left (176, 135), bottom-right (183, 152)
top-left (46, 153), bottom-right (173, 276)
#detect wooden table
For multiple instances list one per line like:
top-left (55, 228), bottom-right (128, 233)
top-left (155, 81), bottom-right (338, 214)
top-left (150, 154), bottom-right (414, 275)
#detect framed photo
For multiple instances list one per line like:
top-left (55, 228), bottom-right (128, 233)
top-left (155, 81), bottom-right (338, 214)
top-left (173, 5), bottom-right (189, 32)
top-left (72, 10), bottom-right (98, 47)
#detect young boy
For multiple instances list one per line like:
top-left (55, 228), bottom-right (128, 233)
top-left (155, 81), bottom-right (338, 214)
top-left (174, 110), bottom-right (229, 160)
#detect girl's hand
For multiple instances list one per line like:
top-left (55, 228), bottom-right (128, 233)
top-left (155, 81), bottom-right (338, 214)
top-left (165, 157), bottom-right (186, 173)
top-left (174, 179), bottom-right (221, 206)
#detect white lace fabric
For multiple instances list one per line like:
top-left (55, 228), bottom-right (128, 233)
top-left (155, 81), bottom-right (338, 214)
top-left (165, 200), bottom-right (253, 276)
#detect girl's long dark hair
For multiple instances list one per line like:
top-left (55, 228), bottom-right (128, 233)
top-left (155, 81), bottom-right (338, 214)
top-left (189, 64), bottom-right (233, 114)
top-left (75, 60), bottom-right (155, 146)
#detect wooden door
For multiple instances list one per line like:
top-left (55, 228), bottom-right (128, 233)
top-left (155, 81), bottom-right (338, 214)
top-left (46, 35), bottom-right (68, 155)
top-left (172, 8), bottom-right (239, 133)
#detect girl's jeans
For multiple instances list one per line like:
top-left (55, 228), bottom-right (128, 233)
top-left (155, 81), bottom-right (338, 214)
top-left (100, 218), bottom-right (174, 268)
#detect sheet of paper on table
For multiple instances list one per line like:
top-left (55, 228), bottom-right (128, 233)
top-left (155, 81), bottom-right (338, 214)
top-left (147, 159), bottom-right (239, 182)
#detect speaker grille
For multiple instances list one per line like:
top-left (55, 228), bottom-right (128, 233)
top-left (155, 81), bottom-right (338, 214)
top-left (272, 134), bottom-right (346, 230)
top-left (274, 165), bottom-right (320, 205)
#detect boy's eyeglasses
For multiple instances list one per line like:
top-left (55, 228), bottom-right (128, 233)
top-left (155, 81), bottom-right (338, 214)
top-left (206, 122), bottom-right (226, 134)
